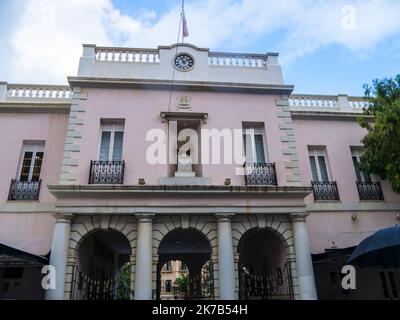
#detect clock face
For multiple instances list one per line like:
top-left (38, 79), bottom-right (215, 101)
top-left (174, 54), bottom-right (194, 71)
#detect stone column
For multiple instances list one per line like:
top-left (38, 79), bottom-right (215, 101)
top-left (216, 214), bottom-right (236, 300)
top-left (134, 214), bottom-right (154, 300)
top-left (46, 214), bottom-right (73, 300)
top-left (291, 213), bottom-right (318, 300)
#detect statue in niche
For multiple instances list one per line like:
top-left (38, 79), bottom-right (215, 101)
top-left (175, 136), bottom-right (195, 177)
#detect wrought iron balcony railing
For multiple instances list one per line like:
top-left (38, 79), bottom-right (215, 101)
top-left (356, 181), bottom-right (384, 201)
top-left (89, 161), bottom-right (125, 184)
top-left (8, 180), bottom-right (42, 201)
top-left (312, 181), bottom-right (340, 201)
top-left (244, 163), bottom-right (278, 186)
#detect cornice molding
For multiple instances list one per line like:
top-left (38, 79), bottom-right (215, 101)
top-left (290, 110), bottom-right (373, 121)
top-left (48, 184), bottom-right (312, 199)
top-left (68, 77), bottom-right (294, 95)
top-left (0, 102), bottom-right (70, 114)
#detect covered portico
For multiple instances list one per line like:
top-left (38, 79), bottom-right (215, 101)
top-left (46, 184), bottom-right (317, 300)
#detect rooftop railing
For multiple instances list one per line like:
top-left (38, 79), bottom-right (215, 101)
top-left (208, 52), bottom-right (267, 68)
top-left (95, 46), bottom-right (160, 63)
top-left (90, 44), bottom-right (270, 68)
top-left (289, 95), bottom-right (338, 108)
top-left (1, 83), bottom-right (72, 102)
top-left (289, 94), bottom-right (369, 113)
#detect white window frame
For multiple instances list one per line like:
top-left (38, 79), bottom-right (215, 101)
top-left (98, 121), bottom-right (125, 162)
top-left (243, 127), bottom-right (268, 164)
top-left (17, 143), bottom-right (45, 182)
top-left (308, 148), bottom-right (331, 182)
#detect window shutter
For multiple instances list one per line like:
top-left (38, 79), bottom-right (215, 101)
top-left (31, 152), bottom-right (44, 182)
top-left (309, 156), bottom-right (319, 182)
top-left (112, 131), bottom-right (124, 161)
top-left (99, 131), bottom-right (111, 161)
top-left (254, 134), bottom-right (266, 164)
top-left (243, 133), bottom-right (254, 164)
top-left (20, 152), bottom-right (33, 181)
top-left (318, 156), bottom-right (329, 182)
top-left (352, 156), bottom-right (363, 182)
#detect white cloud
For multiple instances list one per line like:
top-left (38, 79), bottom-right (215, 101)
top-left (277, 0), bottom-right (400, 63)
top-left (6, 0), bottom-right (400, 83)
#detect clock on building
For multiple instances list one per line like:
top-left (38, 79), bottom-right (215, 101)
top-left (174, 53), bottom-right (194, 71)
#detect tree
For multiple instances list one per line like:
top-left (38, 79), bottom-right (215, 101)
top-left (359, 75), bottom-right (400, 192)
top-left (116, 263), bottom-right (132, 300)
top-left (200, 260), bottom-right (214, 298)
top-left (174, 273), bottom-right (189, 299)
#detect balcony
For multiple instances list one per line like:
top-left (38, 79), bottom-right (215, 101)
top-left (8, 180), bottom-right (42, 201)
top-left (356, 181), bottom-right (384, 201)
top-left (312, 181), bottom-right (340, 201)
top-left (244, 163), bottom-right (278, 186)
top-left (89, 161), bottom-right (125, 184)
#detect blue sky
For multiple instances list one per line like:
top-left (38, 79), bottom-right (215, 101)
top-left (1, 0), bottom-right (399, 96)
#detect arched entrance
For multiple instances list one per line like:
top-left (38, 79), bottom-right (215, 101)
top-left (71, 230), bottom-right (132, 300)
top-left (156, 228), bottom-right (214, 300)
top-left (238, 228), bottom-right (294, 300)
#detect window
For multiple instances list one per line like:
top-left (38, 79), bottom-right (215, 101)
top-left (99, 121), bottom-right (125, 162)
top-left (351, 149), bottom-right (371, 183)
top-left (180, 262), bottom-right (187, 271)
top-left (165, 261), bottom-right (172, 272)
top-left (18, 143), bottom-right (45, 182)
top-left (308, 148), bottom-right (330, 182)
top-left (243, 127), bottom-right (267, 164)
top-left (380, 271), bottom-right (399, 299)
top-left (165, 280), bottom-right (172, 293)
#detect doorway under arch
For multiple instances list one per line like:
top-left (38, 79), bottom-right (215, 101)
top-left (238, 228), bottom-right (294, 300)
top-left (71, 230), bottom-right (132, 300)
top-left (156, 228), bottom-right (214, 300)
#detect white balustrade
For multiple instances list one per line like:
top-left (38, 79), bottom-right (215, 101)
top-left (95, 47), bottom-right (160, 63)
top-left (349, 99), bottom-right (368, 109)
top-left (290, 95), bottom-right (368, 112)
top-left (7, 85), bottom-right (72, 100)
top-left (208, 53), bottom-right (267, 68)
top-left (94, 46), bottom-right (267, 68)
top-left (289, 96), bottom-right (337, 108)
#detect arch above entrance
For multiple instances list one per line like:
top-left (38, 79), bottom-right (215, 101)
top-left (65, 215), bottom-right (137, 300)
top-left (156, 227), bottom-right (214, 300)
top-left (237, 227), bottom-right (294, 300)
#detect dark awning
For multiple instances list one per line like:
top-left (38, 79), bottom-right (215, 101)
top-left (312, 246), bottom-right (356, 264)
top-left (0, 243), bottom-right (49, 267)
top-left (348, 226), bottom-right (400, 267)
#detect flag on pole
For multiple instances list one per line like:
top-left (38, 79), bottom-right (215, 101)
top-left (182, 8), bottom-right (189, 38)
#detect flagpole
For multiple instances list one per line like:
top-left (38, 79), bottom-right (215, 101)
top-left (167, 0), bottom-right (185, 114)
top-left (181, 0), bottom-right (185, 44)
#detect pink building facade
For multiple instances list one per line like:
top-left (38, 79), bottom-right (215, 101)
top-left (0, 43), bottom-right (399, 300)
